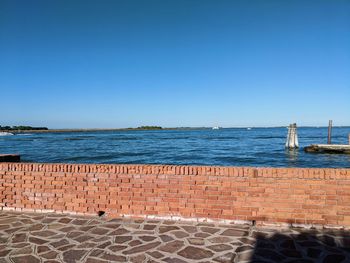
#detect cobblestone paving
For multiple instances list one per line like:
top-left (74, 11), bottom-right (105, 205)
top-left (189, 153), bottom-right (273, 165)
top-left (0, 211), bottom-right (349, 263)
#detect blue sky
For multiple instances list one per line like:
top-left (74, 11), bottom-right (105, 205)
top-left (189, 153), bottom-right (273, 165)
top-left (1, 0), bottom-right (349, 128)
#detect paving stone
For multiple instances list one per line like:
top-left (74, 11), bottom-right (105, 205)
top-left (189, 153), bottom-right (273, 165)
top-left (85, 258), bottom-right (109, 263)
top-left (159, 240), bottom-right (185, 253)
top-left (200, 227), bottom-right (220, 234)
top-left (108, 244), bottom-right (127, 252)
top-left (41, 251), bottom-right (59, 259)
top-left (89, 219), bottom-right (103, 225)
top-left (159, 235), bottom-right (174, 242)
top-left (57, 244), bottom-right (76, 251)
top-left (123, 241), bottom-right (161, 255)
top-left (49, 239), bottom-right (70, 248)
top-left (139, 235), bottom-right (157, 242)
top-left (0, 236), bottom-right (8, 243)
top-left (58, 226), bottom-right (76, 233)
top-left (144, 224), bottom-right (157, 230)
top-left (195, 232), bottom-right (211, 238)
top-left (221, 228), bottom-right (248, 237)
top-left (10, 242), bottom-right (29, 248)
top-left (207, 244), bottom-right (232, 252)
top-left (180, 225), bottom-right (197, 233)
top-left (236, 250), bottom-right (254, 262)
top-left (188, 237), bottom-right (205, 245)
top-left (159, 225), bottom-right (180, 233)
top-left (164, 221), bottom-right (176, 225)
top-left (0, 218), bottom-right (15, 224)
top-left (58, 217), bottom-right (72, 224)
top-left (47, 223), bottom-right (65, 230)
top-left (89, 248), bottom-right (105, 257)
top-left (11, 233), bottom-right (27, 243)
top-left (172, 231), bottom-right (189, 238)
top-left (27, 224), bottom-right (45, 231)
top-left (71, 219), bottom-right (89, 225)
top-left (235, 245), bottom-right (253, 252)
top-left (42, 218), bottom-right (57, 224)
top-left (90, 227), bottom-right (110, 235)
top-left (66, 231), bottom-right (84, 238)
top-left (0, 249), bottom-right (11, 257)
top-left (102, 223), bottom-right (121, 229)
top-left (28, 236), bottom-right (48, 245)
top-left (163, 257), bottom-right (187, 263)
top-left (62, 249), bottom-right (88, 263)
top-left (130, 254), bottom-right (147, 263)
top-left (147, 250), bottom-right (164, 259)
top-left (197, 223), bottom-right (215, 227)
top-left (0, 225), bottom-right (10, 231)
top-left (74, 234), bottom-right (94, 243)
top-left (100, 251), bottom-right (127, 261)
top-left (77, 241), bottom-right (97, 249)
top-left (177, 246), bottom-right (214, 260)
top-left (32, 230), bottom-right (57, 238)
top-left (92, 236), bottom-right (110, 243)
top-left (79, 225), bottom-right (95, 232)
top-left (11, 255), bottom-right (41, 263)
top-left (108, 228), bottom-right (129, 235)
top-left (213, 252), bottom-right (235, 263)
top-left (209, 236), bottom-right (232, 243)
top-left (10, 246), bottom-right (32, 255)
top-left (114, 235), bottom-right (132, 243)
top-left (37, 245), bottom-right (50, 254)
top-left (97, 241), bottom-right (112, 249)
top-left (5, 227), bottom-right (24, 234)
top-left (128, 240), bottom-right (142, 246)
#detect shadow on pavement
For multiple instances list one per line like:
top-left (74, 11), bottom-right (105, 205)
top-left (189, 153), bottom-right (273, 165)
top-left (234, 228), bottom-right (350, 263)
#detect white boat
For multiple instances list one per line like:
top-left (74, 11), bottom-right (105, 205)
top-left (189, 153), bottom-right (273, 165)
top-left (212, 126), bottom-right (220, 130)
top-left (0, 132), bottom-right (14, 136)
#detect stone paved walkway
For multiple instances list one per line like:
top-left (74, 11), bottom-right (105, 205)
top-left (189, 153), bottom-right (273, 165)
top-left (0, 211), bottom-right (349, 263)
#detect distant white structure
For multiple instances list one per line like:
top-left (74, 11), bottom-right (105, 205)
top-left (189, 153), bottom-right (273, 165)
top-left (0, 132), bottom-right (14, 136)
top-left (285, 123), bottom-right (299, 149)
top-left (212, 126), bottom-right (220, 130)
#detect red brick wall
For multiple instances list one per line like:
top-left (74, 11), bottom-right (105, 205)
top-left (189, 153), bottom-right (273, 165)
top-left (1, 162), bottom-right (350, 227)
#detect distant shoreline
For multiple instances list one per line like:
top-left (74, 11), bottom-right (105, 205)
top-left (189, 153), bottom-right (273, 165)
top-left (5, 127), bottom-right (209, 134)
top-left (3, 126), bottom-right (350, 134)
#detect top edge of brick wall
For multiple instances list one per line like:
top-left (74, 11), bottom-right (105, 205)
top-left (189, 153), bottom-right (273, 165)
top-left (0, 162), bottom-right (350, 179)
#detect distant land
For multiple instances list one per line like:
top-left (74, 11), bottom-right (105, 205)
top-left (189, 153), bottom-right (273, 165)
top-left (0, 125), bottom-right (49, 131)
top-left (1, 125), bottom-right (349, 134)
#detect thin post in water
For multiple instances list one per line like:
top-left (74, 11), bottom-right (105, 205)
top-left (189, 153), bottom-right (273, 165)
top-left (327, 120), bottom-right (332, 144)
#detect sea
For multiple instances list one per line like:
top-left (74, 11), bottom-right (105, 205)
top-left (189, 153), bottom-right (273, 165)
top-left (1, 127), bottom-right (350, 168)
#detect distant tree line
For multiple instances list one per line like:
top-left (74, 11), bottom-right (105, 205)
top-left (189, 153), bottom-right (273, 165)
top-left (136, 126), bottom-right (162, 130)
top-left (0, 125), bottom-right (48, 131)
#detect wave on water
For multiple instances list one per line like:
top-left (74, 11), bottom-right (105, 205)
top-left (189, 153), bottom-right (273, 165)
top-left (254, 136), bottom-right (285, 139)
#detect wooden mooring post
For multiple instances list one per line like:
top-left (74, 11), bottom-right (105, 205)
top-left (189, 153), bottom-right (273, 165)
top-left (327, 120), bottom-right (332, 144)
top-left (285, 123), bottom-right (299, 149)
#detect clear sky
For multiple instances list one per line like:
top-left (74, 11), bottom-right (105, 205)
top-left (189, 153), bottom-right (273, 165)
top-left (1, 0), bottom-right (349, 128)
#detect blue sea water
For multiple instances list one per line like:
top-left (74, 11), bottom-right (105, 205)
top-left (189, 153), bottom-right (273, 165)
top-left (1, 127), bottom-right (350, 168)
